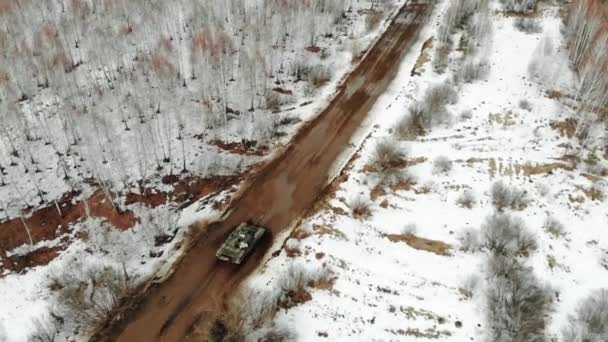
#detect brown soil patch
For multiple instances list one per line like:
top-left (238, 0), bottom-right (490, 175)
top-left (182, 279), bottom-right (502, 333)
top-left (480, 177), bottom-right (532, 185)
top-left (0, 175), bottom-right (239, 274)
top-left (208, 139), bottom-right (269, 156)
top-left (2, 246), bottom-right (63, 274)
top-left (385, 233), bottom-right (451, 256)
top-left (125, 175), bottom-right (239, 208)
top-left (305, 46), bottom-right (321, 53)
top-left (411, 37), bottom-right (433, 76)
top-left (550, 118), bottom-right (577, 138)
top-left (0, 190), bottom-right (136, 253)
top-left (272, 87), bottom-right (293, 95)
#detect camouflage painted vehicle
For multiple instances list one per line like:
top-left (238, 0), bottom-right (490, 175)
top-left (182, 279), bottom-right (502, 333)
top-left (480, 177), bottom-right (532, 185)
top-left (216, 223), bottom-right (266, 264)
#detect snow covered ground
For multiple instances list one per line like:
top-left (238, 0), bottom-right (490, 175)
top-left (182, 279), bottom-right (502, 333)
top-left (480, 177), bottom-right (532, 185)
top-left (247, 0), bottom-right (608, 341)
top-left (0, 2), bottom-right (409, 341)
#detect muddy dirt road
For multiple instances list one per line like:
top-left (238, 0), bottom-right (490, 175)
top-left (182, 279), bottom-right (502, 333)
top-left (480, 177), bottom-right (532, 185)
top-left (93, 1), bottom-right (431, 341)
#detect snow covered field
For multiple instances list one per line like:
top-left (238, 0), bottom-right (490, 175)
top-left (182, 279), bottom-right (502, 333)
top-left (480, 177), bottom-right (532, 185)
top-left (0, 1), bottom-right (408, 340)
top-left (246, 0), bottom-right (608, 341)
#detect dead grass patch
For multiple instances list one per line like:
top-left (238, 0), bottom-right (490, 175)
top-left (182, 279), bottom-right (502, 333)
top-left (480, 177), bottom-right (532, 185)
top-left (578, 185), bottom-right (605, 201)
top-left (312, 224), bottom-right (348, 240)
top-left (290, 227), bottom-right (312, 241)
top-left (370, 182), bottom-right (387, 201)
top-left (411, 37), bottom-right (434, 76)
top-left (385, 233), bottom-right (451, 256)
top-left (489, 111), bottom-right (517, 128)
top-left (362, 156), bottom-right (425, 173)
top-left (521, 161), bottom-right (574, 176)
top-left (489, 159), bottom-right (497, 178)
top-left (550, 118), bottom-right (577, 138)
top-left (348, 197), bottom-right (372, 220)
top-left (390, 327), bottom-right (452, 338)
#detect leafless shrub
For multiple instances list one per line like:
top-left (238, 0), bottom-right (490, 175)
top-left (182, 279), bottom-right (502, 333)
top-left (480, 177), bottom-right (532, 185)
top-left (396, 103), bottom-right (428, 140)
top-left (563, 289), bottom-right (608, 342)
top-left (518, 99), bottom-right (532, 111)
top-left (460, 274), bottom-right (480, 299)
top-left (55, 262), bottom-right (132, 328)
top-left (348, 196), bottom-right (372, 219)
top-left (457, 58), bottom-right (489, 83)
top-left (485, 254), bottom-right (553, 342)
top-left (29, 315), bottom-right (58, 342)
top-left (372, 139), bottom-right (405, 173)
top-left (458, 227), bottom-right (481, 252)
top-left (490, 180), bottom-right (528, 211)
top-left (432, 42), bottom-right (452, 74)
top-left (457, 189), bottom-right (476, 208)
top-left (482, 213), bottom-right (537, 256)
top-left (459, 109), bottom-right (473, 121)
top-left (366, 10), bottom-right (384, 31)
top-left (265, 91), bottom-right (281, 112)
top-left (514, 17), bottom-right (542, 34)
top-left (432, 155), bottom-right (453, 174)
top-left (424, 82), bottom-right (459, 112)
top-left (397, 82), bottom-right (456, 139)
top-left (544, 216), bottom-right (565, 238)
top-left (307, 64), bottom-right (331, 89)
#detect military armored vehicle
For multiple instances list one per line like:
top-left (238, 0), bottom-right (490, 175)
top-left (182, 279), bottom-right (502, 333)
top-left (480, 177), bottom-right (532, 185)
top-left (216, 223), bottom-right (266, 264)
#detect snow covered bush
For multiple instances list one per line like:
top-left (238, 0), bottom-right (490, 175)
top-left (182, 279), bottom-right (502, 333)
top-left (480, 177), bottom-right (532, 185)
top-left (54, 261), bottom-right (132, 328)
top-left (460, 274), bottom-right (480, 299)
top-left (518, 99), bottom-right (533, 111)
top-left (372, 139), bottom-right (405, 173)
top-left (396, 103), bottom-right (430, 139)
top-left (563, 289), bottom-right (608, 342)
top-left (459, 109), bottom-right (474, 121)
top-left (458, 227), bottom-right (481, 252)
top-left (457, 189), bottom-right (476, 208)
top-left (348, 196), bottom-right (373, 219)
top-left (307, 64), bottom-right (332, 90)
top-left (397, 81), bottom-right (457, 139)
top-left (456, 58), bottom-right (490, 83)
top-left (402, 223), bottom-right (418, 235)
top-left (482, 213), bottom-right (537, 256)
top-left (485, 254), bottom-right (553, 342)
top-left (543, 216), bottom-right (566, 238)
top-left (490, 180), bottom-right (528, 211)
top-left (424, 82), bottom-right (459, 113)
top-left (432, 42), bottom-right (452, 74)
top-left (432, 155), bottom-right (453, 174)
top-left (514, 17), bottom-right (542, 34)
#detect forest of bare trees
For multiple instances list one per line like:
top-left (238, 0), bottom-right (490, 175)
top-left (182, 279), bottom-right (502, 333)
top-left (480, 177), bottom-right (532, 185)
top-left (563, 0), bottom-right (608, 150)
top-left (0, 0), bottom-right (395, 220)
